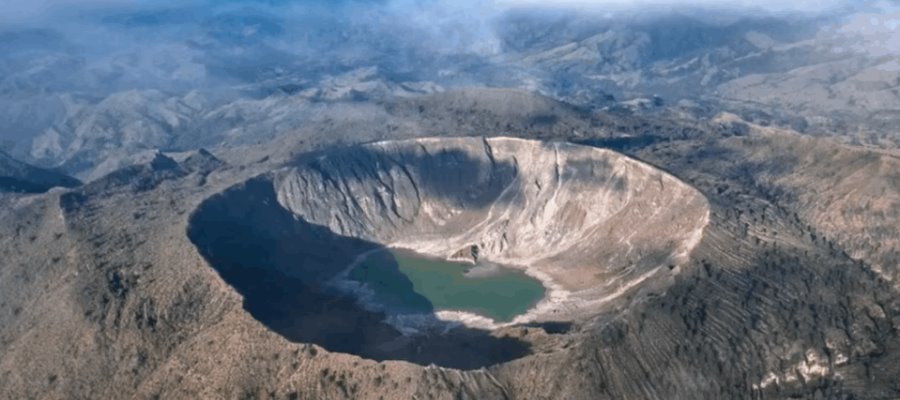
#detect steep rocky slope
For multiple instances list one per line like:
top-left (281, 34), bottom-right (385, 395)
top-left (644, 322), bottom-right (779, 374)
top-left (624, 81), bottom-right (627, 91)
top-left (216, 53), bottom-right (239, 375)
top-left (704, 115), bottom-right (900, 284)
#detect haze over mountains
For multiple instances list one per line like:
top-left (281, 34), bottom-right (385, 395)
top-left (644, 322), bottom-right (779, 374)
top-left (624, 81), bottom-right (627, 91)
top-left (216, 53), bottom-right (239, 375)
top-left (0, 150), bottom-right (80, 193)
top-left (1, 0), bottom-right (899, 180)
top-left (1, 1), bottom-right (899, 399)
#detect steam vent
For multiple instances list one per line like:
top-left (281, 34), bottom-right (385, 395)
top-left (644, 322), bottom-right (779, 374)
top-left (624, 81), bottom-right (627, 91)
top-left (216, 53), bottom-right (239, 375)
top-left (189, 137), bottom-right (710, 369)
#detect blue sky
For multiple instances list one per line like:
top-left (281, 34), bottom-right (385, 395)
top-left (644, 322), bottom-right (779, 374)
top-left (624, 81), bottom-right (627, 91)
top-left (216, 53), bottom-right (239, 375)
top-left (0, 0), bottom-right (861, 24)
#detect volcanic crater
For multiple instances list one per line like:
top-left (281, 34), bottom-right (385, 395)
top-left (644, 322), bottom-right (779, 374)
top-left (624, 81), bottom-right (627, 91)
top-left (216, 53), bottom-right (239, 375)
top-left (188, 137), bottom-right (709, 368)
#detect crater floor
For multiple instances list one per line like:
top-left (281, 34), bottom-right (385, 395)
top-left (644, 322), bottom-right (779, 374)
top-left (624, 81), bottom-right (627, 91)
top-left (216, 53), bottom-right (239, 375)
top-left (344, 247), bottom-right (545, 323)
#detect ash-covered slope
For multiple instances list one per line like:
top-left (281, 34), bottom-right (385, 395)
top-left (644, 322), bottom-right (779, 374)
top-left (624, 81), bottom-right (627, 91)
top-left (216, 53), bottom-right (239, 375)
top-left (0, 150), bottom-right (80, 193)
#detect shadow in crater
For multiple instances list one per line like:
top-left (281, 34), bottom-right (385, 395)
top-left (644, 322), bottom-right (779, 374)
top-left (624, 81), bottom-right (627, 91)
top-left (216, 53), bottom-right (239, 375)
top-left (187, 178), bottom-right (533, 369)
top-left (293, 138), bottom-right (521, 211)
top-left (521, 321), bottom-right (573, 335)
top-left (574, 136), bottom-right (668, 153)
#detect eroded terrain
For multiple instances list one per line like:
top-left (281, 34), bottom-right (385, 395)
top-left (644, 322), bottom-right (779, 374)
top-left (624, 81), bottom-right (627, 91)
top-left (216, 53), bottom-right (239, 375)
top-left (0, 89), bottom-right (898, 399)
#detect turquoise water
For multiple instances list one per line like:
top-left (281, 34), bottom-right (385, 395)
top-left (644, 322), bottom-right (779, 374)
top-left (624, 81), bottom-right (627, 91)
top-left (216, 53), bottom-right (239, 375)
top-left (348, 249), bottom-right (545, 322)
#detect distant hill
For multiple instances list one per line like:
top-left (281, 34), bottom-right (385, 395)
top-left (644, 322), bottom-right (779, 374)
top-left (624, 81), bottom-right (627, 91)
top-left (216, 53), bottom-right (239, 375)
top-left (0, 150), bottom-right (81, 193)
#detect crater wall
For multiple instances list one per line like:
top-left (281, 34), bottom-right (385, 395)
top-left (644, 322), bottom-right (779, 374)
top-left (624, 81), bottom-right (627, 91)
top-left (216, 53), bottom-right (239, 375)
top-left (274, 137), bottom-right (709, 315)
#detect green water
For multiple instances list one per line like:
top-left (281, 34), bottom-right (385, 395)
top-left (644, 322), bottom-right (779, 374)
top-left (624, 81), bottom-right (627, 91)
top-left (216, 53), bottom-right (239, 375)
top-left (348, 249), bottom-right (545, 322)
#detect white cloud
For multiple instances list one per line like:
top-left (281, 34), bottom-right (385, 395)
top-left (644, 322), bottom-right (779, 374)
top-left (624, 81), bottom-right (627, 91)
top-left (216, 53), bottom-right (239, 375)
top-left (493, 0), bottom-right (855, 14)
top-left (0, 0), bottom-right (138, 26)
